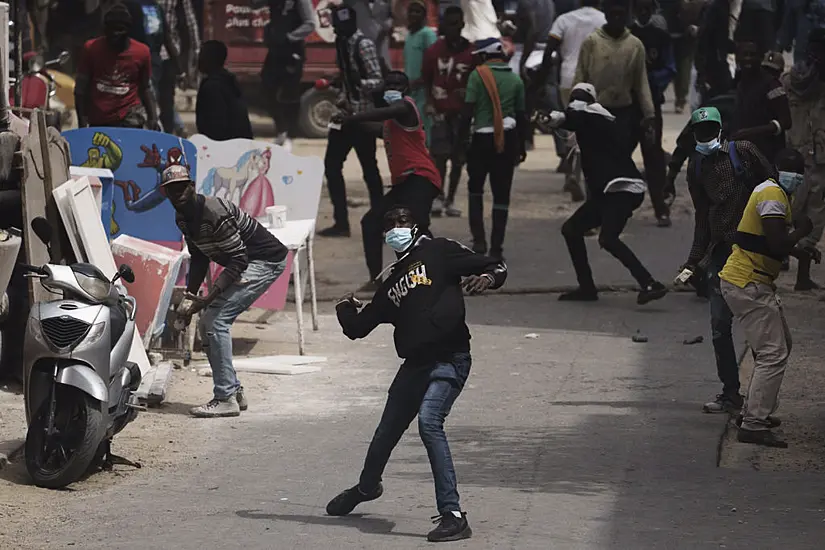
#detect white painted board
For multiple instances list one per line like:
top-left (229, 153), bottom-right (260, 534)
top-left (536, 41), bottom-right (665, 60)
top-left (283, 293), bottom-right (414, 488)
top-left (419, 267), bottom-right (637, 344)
top-left (65, 178), bottom-right (151, 374)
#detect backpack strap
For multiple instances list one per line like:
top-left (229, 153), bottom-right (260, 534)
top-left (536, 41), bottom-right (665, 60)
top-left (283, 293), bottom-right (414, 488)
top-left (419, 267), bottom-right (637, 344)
top-left (727, 141), bottom-right (745, 179)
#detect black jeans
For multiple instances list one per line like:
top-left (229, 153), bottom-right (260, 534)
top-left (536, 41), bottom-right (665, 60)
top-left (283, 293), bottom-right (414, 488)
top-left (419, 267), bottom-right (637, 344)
top-left (358, 353), bottom-right (471, 514)
top-left (561, 191), bottom-right (654, 290)
top-left (263, 57), bottom-right (303, 137)
top-left (362, 174), bottom-right (438, 279)
top-left (467, 130), bottom-right (519, 255)
top-left (158, 59), bottom-right (179, 134)
top-left (707, 245), bottom-right (740, 397)
top-left (615, 105), bottom-right (670, 219)
top-left (430, 113), bottom-right (465, 205)
top-left (324, 125), bottom-right (384, 230)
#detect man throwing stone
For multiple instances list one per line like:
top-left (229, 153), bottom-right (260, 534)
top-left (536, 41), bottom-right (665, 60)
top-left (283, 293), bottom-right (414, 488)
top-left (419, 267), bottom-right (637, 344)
top-left (163, 165), bottom-right (289, 418)
top-left (326, 206), bottom-right (507, 542)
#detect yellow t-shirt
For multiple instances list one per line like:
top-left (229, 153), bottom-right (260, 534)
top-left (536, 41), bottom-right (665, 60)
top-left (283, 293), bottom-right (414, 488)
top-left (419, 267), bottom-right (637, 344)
top-left (720, 180), bottom-right (791, 288)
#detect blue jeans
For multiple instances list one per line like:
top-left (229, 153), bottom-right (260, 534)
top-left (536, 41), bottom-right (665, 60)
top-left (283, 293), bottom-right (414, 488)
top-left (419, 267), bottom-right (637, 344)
top-left (359, 353), bottom-right (472, 513)
top-left (199, 260), bottom-right (286, 399)
top-left (707, 246), bottom-right (739, 396)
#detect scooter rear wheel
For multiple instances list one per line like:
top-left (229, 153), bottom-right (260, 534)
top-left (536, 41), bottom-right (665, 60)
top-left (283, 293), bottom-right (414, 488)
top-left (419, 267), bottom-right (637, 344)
top-left (25, 385), bottom-right (104, 489)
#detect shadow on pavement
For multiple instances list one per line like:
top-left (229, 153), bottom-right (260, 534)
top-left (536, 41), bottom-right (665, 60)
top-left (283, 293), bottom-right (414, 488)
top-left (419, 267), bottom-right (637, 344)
top-left (235, 510), bottom-right (422, 539)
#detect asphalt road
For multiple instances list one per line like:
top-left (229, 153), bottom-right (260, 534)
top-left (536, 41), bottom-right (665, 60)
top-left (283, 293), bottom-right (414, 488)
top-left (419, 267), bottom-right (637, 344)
top-left (6, 294), bottom-right (825, 549)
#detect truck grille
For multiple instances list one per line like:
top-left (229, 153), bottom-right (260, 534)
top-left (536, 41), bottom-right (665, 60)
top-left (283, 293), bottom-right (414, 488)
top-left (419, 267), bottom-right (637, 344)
top-left (41, 317), bottom-right (91, 349)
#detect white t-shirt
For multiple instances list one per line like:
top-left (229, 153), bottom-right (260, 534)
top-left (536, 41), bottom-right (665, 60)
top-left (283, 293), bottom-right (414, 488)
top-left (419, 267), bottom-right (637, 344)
top-left (461, 0), bottom-right (501, 42)
top-left (549, 7), bottom-right (606, 90)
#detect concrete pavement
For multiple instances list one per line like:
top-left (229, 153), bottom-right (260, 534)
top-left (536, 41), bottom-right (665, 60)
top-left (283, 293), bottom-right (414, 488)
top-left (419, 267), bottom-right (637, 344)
top-left (2, 294), bottom-right (825, 548)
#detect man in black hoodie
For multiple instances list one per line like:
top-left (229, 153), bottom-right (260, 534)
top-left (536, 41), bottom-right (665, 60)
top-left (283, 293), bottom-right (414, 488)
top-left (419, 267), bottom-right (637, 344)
top-left (195, 40), bottom-right (253, 141)
top-left (549, 83), bottom-right (668, 304)
top-left (325, 206), bottom-right (506, 543)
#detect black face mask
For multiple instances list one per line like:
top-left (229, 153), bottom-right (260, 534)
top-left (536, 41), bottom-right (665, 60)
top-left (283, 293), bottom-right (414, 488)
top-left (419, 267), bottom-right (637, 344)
top-left (105, 30), bottom-right (129, 52)
top-left (332, 7), bottom-right (357, 38)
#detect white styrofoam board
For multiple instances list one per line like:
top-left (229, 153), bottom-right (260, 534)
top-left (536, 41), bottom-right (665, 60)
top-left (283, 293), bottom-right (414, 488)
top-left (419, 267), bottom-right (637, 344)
top-left (53, 180), bottom-right (88, 263)
top-left (65, 178), bottom-right (151, 374)
top-left (198, 364), bottom-right (322, 377)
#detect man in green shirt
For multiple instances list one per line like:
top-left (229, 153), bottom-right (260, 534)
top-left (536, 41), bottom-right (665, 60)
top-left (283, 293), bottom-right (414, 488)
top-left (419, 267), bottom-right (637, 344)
top-left (460, 38), bottom-right (528, 261)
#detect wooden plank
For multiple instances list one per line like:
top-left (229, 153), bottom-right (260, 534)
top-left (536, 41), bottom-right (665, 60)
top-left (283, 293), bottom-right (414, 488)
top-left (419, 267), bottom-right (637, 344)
top-left (147, 362), bottom-right (173, 405)
top-left (36, 109), bottom-right (72, 264)
top-left (20, 113), bottom-right (58, 305)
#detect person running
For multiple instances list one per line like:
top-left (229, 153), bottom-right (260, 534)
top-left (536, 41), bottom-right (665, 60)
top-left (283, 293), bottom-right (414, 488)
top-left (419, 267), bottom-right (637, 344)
top-left (318, 4), bottom-right (385, 238)
top-left (681, 106), bottom-right (775, 415)
top-left (729, 41), bottom-right (792, 165)
top-left (630, 0), bottom-right (676, 227)
top-left (195, 40), bottom-right (253, 141)
top-left (720, 148), bottom-right (817, 448)
top-left (422, 5), bottom-right (476, 217)
top-left (261, 0), bottom-right (315, 151)
top-left (461, 37), bottom-right (529, 261)
top-left (75, 3), bottom-right (159, 130)
top-left (325, 205), bottom-right (507, 543)
top-left (331, 70), bottom-right (442, 291)
top-left (405, 0), bottom-right (438, 146)
top-left (164, 165), bottom-right (289, 418)
top-left (782, 28), bottom-right (825, 291)
top-left (548, 83), bottom-right (668, 304)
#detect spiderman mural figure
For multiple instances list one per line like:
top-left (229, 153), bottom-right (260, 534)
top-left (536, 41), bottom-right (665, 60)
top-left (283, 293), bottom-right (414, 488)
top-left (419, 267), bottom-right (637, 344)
top-left (114, 144), bottom-right (189, 213)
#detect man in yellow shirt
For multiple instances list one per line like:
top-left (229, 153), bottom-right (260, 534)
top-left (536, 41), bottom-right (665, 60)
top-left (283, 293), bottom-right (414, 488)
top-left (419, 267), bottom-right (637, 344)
top-left (719, 149), bottom-right (819, 448)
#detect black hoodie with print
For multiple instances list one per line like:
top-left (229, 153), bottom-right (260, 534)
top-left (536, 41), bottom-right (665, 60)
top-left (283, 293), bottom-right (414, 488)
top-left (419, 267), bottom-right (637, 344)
top-left (196, 68), bottom-right (254, 141)
top-left (336, 236), bottom-right (507, 364)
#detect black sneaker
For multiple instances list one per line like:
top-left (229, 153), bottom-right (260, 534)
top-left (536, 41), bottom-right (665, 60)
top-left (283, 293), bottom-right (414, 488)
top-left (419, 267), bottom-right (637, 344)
top-left (559, 287), bottom-right (599, 301)
top-left (656, 214), bottom-right (672, 228)
top-left (471, 241), bottom-right (487, 255)
top-left (737, 429), bottom-right (788, 448)
top-left (326, 483), bottom-right (383, 516)
top-left (735, 414), bottom-right (781, 428)
top-left (359, 280), bottom-right (380, 294)
top-left (427, 512), bottom-right (472, 542)
top-left (637, 281), bottom-right (668, 305)
top-left (318, 225), bottom-right (351, 238)
top-left (489, 249), bottom-right (505, 264)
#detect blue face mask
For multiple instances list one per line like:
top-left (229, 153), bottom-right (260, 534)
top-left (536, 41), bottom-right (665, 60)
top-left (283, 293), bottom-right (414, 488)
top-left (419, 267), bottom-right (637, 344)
top-left (695, 133), bottom-right (722, 156)
top-left (385, 227), bottom-right (414, 252)
top-left (777, 170), bottom-right (804, 195)
top-left (383, 90), bottom-right (404, 104)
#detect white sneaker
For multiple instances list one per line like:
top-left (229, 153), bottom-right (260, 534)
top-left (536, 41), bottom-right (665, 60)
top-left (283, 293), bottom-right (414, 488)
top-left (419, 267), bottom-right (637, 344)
top-left (190, 395), bottom-right (241, 418)
top-left (432, 198), bottom-right (444, 216)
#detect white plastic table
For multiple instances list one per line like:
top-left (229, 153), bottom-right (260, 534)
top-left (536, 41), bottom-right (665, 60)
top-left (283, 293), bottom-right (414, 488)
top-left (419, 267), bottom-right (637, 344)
top-left (268, 218), bottom-right (318, 355)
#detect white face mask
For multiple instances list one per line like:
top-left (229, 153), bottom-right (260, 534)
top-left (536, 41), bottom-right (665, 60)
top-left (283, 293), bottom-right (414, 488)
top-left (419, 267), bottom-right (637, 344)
top-left (777, 170), bottom-right (804, 195)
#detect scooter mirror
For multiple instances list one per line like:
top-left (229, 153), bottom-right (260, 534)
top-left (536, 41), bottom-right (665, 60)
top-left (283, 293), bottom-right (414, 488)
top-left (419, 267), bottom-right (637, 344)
top-left (57, 51), bottom-right (70, 66)
top-left (118, 264), bottom-right (135, 284)
top-left (31, 217), bottom-right (53, 246)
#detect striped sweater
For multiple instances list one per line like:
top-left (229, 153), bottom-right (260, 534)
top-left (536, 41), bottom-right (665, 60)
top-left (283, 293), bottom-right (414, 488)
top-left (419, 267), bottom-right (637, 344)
top-left (178, 195), bottom-right (288, 294)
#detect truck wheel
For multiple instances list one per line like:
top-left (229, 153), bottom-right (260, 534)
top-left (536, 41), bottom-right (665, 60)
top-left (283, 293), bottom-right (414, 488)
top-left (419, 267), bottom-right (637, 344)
top-left (298, 88), bottom-right (337, 139)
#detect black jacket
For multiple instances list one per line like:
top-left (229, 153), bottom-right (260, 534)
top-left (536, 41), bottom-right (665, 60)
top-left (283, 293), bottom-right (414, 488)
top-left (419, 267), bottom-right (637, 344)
top-left (196, 69), bottom-right (254, 141)
top-left (560, 104), bottom-right (643, 197)
top-left (336, 236), bottom-right (507, 363)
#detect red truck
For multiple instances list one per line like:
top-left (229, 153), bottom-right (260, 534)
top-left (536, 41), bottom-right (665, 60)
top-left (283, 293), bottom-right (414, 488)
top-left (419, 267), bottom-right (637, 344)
top-left (202, 0), bottom-right (439, 137)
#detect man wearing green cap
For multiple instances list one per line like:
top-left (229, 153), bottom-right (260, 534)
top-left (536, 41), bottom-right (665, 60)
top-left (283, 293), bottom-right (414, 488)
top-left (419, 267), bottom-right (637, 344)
top-left (682, 105), bottom-right (775, 415)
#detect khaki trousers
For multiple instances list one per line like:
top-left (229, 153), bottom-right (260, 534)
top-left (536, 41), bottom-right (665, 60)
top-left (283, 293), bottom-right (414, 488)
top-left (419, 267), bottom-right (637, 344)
top-left (720, 280), bottom-right (792, 431)
top-left (792, 162), bottom-right (825, 249)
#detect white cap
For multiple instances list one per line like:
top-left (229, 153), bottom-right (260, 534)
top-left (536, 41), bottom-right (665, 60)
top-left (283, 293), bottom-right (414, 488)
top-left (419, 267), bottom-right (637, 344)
top-left (571, 82), bottom-right (597, 100)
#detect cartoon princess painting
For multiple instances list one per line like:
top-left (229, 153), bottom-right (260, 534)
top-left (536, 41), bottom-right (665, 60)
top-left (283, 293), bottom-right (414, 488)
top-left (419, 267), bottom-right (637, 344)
top-left (200, 148), bottom-right (273, 219)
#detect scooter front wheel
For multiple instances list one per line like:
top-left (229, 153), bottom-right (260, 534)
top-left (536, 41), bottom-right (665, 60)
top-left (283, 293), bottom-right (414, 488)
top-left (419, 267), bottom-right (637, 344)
top-left (25, 385), bottom-right (104, 489)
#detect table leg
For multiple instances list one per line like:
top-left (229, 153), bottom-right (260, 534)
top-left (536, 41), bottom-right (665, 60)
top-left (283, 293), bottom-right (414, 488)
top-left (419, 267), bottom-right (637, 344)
top-left (307, 234), bottom-right (319, 331)
top-left (293, 248), bottom-right (305, 355)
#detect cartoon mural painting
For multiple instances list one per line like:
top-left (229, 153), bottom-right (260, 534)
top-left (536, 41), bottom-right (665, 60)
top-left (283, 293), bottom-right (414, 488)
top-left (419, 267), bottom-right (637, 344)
top-left (63, 128), bottom-right (197, 246)
top-left (200, 148), bottom-right (273, 219)
top-left (114, 144), bottom-right (189, 214)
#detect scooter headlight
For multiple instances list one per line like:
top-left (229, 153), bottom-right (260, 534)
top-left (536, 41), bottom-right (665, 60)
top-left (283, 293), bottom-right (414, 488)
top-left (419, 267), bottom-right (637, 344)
top-left (28, 318), bottom-right (49, 348)
top-left (75, 272), bottom-right (111, 301)
top-left (74, 322), bottom-right (106, 352)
